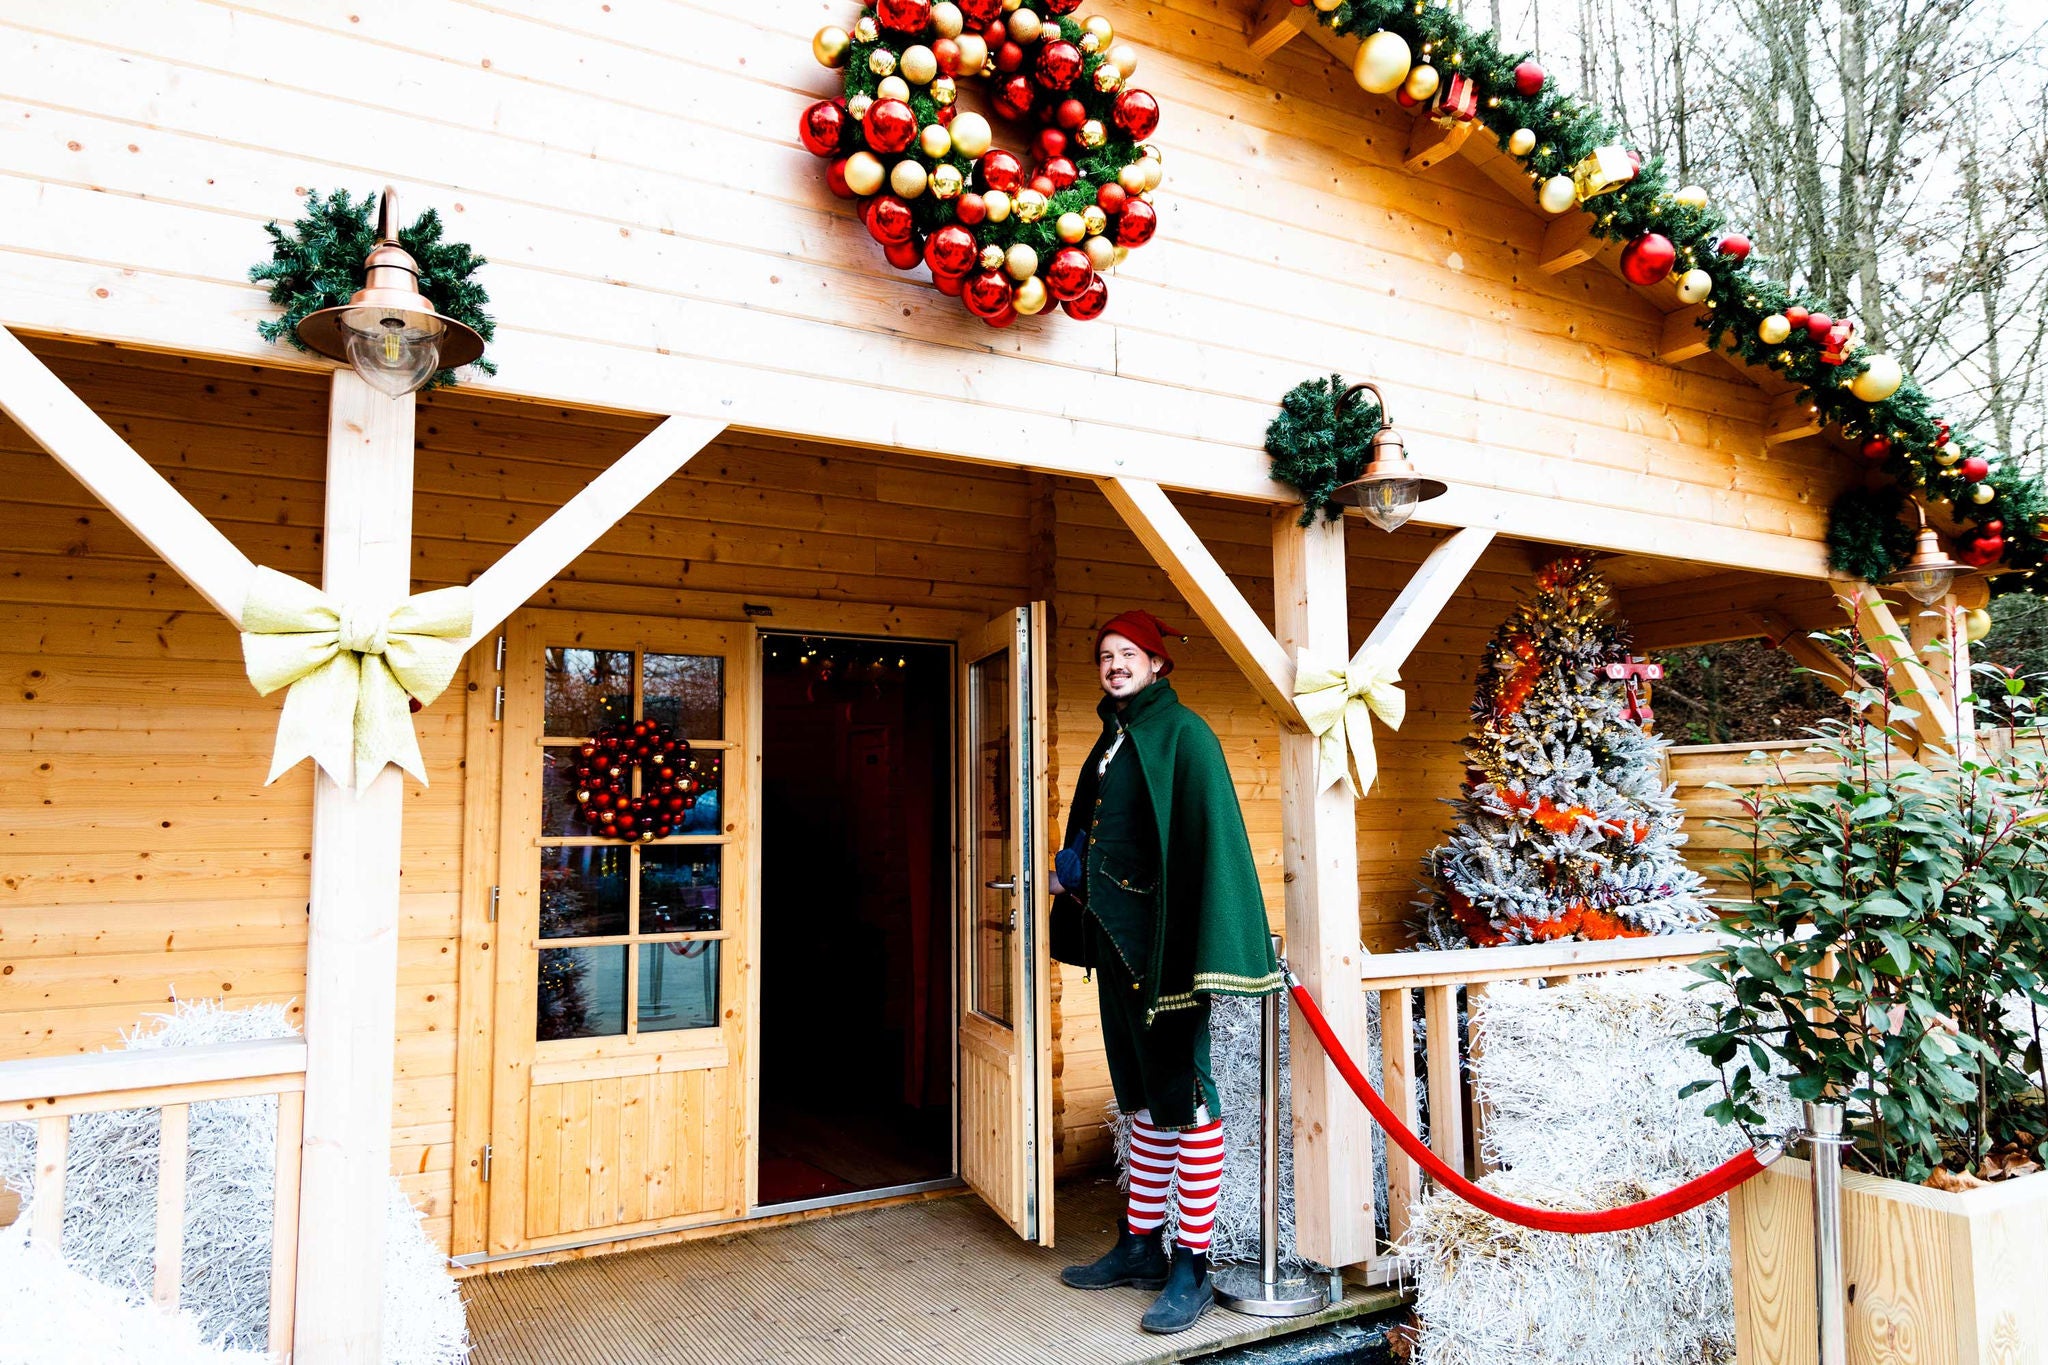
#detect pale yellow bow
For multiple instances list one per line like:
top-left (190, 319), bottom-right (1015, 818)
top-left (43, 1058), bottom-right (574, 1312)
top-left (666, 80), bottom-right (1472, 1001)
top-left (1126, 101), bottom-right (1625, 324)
top-left (240, 566), bottom-right (473, 791)
top-left (1292, 649), bottom-right (1406, 796)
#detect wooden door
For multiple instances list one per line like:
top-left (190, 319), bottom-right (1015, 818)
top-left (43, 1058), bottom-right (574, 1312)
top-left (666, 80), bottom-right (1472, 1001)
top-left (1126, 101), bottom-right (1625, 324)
top-left (957, 605), bottom-right (1054, 1245)
top-left (485, 611), bottom-right (756, 1254)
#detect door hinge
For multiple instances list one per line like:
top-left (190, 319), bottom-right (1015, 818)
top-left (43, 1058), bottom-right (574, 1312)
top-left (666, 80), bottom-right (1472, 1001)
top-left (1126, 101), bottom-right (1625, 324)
top-left (493, 634), bottom-right (505, 671)
top-left (481, 1143), bottom-right (493, 1183)
top-left (493, 684), bottom-right (505, 721)
top-left (489, 886), bottom-right (500, 923)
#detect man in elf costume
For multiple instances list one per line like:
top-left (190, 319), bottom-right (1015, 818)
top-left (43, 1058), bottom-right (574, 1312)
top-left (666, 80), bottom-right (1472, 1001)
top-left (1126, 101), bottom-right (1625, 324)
top-left (1051, 609), bottom-right (1283, 1334)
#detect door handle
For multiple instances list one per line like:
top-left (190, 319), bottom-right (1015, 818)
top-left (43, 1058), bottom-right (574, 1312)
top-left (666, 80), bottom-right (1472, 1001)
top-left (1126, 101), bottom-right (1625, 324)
top-left (985, 877), bottom-right (1017, 892)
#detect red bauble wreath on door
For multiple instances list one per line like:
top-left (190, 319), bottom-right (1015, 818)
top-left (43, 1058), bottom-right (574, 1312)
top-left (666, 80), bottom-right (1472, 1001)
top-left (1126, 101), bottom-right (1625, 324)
top-left (798, 0), bottom-right (1164, 327)
top-left (570, 717), bottom-right (700, 842)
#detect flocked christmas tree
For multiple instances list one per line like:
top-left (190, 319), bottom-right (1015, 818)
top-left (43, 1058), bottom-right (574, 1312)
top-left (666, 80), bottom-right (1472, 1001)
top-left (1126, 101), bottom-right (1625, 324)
top-left (1421, 553), bottom-right (1710, 947)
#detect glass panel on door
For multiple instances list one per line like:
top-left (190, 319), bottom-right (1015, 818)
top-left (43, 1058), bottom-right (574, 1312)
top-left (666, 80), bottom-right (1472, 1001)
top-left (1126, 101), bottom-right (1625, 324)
top-left (970, 649), bottom-right (1015, 1026)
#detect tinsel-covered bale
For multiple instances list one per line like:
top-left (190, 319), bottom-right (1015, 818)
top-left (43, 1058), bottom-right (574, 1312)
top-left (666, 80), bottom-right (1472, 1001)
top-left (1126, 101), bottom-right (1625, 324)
top-left (1403, 971), bottom-right (1792, 1365)
top-left (0, 999), bottom-right (469, 1364)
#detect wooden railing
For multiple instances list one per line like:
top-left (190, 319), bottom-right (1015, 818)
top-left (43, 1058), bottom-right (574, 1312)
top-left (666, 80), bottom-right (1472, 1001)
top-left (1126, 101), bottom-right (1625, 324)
top-left (1351, 931), bottom-right (1722, 1282)
top-left (0, 1037), bottom-right (308, 1356)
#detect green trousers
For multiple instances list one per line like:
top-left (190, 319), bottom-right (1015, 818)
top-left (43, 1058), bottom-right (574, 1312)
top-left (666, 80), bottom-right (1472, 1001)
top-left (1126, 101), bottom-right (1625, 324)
top-left (1092, 920), bottom-right (1218, 1129)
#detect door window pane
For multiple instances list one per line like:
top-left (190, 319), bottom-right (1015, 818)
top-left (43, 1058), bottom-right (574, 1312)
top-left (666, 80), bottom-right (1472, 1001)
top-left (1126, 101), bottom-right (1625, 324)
top-left (546, 648), bottom-right (632, 737)
top-left (539, 845), bottom-right (630, 938)
top-left (538, 945), bottom-right (628, 1040)
top-left (637, 942), bottom-right (719, 1033)
top-left (643, 652), bottom-right (724, 740)
top-left (971, 650), bottom-right (1014, 1026)
top-left (640, 846), bottom-right (722, 934)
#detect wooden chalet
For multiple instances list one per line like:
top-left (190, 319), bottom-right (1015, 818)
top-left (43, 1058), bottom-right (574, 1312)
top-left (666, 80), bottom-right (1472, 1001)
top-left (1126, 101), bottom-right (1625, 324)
top-left (0, 1), bottom-right (1977, 1361)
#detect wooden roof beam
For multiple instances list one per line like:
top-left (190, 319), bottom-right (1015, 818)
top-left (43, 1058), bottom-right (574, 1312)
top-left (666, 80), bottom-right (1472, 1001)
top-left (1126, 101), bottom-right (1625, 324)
top-left (1657, 305), bottom-right (1712, 364)
top-left (1246, 0), bottom-right (1302, 59)
top-left (1404, 117), bottom-right (1475, 173)
top-left (1354, 527), bottom-right (1495, 671)
top-left (1538, 214), bottom-right (1597, 275)
top-left (1765, 391), bottom-right (1824, 445)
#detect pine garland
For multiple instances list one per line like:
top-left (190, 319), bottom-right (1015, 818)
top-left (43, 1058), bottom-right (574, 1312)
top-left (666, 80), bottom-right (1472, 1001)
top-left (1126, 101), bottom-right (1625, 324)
top-left (1264, 374), bottom-right (1383, 524)
top-left (1266, 0), bottom-right (2042, 596)
top-left (249, 188), bottom-right (497, 389)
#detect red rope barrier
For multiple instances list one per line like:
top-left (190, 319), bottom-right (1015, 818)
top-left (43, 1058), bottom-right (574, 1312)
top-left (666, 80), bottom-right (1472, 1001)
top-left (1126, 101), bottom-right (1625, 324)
top-left (1288, 977), bottom-right (1780, 1234)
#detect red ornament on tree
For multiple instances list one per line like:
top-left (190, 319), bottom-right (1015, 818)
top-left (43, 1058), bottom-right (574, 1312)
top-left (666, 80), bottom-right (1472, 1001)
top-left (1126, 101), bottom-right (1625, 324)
top-left (957, 0), bottom-right (1002, 24)
top-left (1045, 246), bottom-right (1094, 301)
top-left (1619, 233), bottom-right (1677, 286)
top-left (865, 195), bottom-right (916, 245)
top-left (1036, 40), bottom-right (1084, 90)
top-left (1513, 60), bottom-right (1546, 96)
top-left (1784, 305), bottom-right (1810, 329)
top-left (863, 99), bottom-right (917, 154)
top-left (962, 269), bottom-right (1015, 319)
top-left (882, 237), bottom-right (923, 270)
top-left (1056, 97), bottom-right (1088, 130)
top-left (1041, 156), bottom-right (1078, 190)
top-left (1960, 455), bottom-right (1990, 482)
top-left (977, 149), bottom-right (1024, 194)
top-left (994, 74), bottom-right (1035, 120)
top-left (1097, 182), bottom-right (1127, 214)
top-left (995, 39), bottom-right (1026, 73)
top-left (799, 100), bottom-right (848, 157)
top-left (1805, 312), bottom-right (1834, 340)
top-left (1113, 88), bottom-right (1161, 140)
top-left (1034, 127), bottom-right (1067, 161)
top-left (1860, 436), bottom-right (1892, 462)
top-left (925, 224), bottom-right (979, 277)
top-left (875, 0), bottom-right (932, 34)
top-left (1040, 0), bottom-right (1082, 13)
top-left (1062, 275), bottom-right (1110, 320)
top-left (1717, 234), bottom-right (1753, 261)
top-left (825, 158), bottom-right (856, 199)
top-left (1116, 197), bottom-right (1158, 247)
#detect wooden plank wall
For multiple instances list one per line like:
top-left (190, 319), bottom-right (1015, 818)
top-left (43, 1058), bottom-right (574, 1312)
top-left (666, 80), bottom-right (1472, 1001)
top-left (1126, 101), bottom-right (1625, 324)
top-left (0, 0), bottom-right (1847, 561)
top-left (1663, 739), bottom-right (1838, 898)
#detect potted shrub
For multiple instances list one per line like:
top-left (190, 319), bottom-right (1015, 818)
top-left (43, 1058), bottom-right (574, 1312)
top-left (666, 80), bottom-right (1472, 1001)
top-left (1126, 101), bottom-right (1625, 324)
top-left (1690, 629), bottom-right (2048, 1363)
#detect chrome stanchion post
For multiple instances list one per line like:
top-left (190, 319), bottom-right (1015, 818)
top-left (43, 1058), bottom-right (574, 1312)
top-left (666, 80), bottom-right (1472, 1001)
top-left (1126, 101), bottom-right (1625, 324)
top-left (1214, 939), bottom-right (1335, 1317)
top-left (1804, 1101), bottom-right (1849, 1365)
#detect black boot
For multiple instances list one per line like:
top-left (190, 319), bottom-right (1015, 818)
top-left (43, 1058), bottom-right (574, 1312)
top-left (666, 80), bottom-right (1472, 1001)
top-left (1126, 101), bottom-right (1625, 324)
top-left (1140, 1245), bottom-right (1212, 1334)
top-left (1059, 1221), bottom-right (1169, 1291)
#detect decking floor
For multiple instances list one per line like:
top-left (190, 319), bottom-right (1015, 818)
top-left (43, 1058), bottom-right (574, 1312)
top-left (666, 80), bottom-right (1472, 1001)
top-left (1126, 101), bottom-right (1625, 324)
top-left (462, 1179), bottom-right (1401, 1365)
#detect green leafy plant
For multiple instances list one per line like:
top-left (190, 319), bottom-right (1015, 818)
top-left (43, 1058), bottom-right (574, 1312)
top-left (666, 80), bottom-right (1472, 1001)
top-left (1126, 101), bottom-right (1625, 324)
top-left (1263, 374), bottom-right (1382, 525)
top-left (1689, 625), bottom-right (2048, 1183)
top-left (249, 188), bottom-right (496, 389)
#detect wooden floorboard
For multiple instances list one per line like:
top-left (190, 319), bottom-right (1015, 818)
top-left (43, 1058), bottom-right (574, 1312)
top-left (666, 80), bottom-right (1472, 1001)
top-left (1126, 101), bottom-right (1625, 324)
top-left (461, 1179), bottom-right (1402, 1364)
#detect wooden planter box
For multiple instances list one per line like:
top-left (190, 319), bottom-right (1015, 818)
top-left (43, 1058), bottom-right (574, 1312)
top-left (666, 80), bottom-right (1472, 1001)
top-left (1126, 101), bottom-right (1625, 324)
top-left (1730, 1155), bottom-right (2048, 1364)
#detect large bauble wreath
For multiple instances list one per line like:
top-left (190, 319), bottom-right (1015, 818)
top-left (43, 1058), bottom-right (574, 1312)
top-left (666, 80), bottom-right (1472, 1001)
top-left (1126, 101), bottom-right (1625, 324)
top-left (569, 717), bottom-right (701, 842)
top-left (798, 0), bottom-right (1164, 328)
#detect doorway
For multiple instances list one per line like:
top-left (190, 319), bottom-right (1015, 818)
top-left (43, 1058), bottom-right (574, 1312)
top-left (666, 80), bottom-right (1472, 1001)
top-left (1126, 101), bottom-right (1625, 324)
top-left (756, 633), bottom-right (956, 1208)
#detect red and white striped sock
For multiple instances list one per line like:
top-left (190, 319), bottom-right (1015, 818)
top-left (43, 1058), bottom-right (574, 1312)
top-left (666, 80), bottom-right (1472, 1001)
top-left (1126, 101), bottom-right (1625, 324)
top-left (1172, 1117), bottom-right (1225, 1254)
top-left (1125, 1111), bottom-right (1178, 1234)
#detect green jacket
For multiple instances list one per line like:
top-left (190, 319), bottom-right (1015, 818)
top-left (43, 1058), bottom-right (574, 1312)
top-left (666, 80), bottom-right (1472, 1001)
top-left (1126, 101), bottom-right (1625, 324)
top-left (1063, 681), bottom-right (1282, 1022)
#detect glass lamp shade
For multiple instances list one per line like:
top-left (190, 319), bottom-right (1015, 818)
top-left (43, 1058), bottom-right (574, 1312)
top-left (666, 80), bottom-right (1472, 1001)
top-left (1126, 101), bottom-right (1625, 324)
top-left (1892, 564), bottom-right (1958, 605)
top-left (1357, 476), bottom-right (1421, 532)
top-left (340, 309), bottom-right (444, 397)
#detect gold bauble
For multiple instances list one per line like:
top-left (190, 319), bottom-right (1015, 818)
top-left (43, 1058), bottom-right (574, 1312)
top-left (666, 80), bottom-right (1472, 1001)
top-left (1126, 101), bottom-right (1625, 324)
top-left (1675, 269), bottom-right (1712, 304)
top-left (1672, 183), bottom-right (1710, 209)
top-left (1078, 118), bottom-right (1107, 148)
top-left (983, 189), bottom-right (1013, 222)
top-left (1055, 211), bottom-right (1087, 243)
top-left (1936, 446), bottom-right (1962, 467)
top-left (1972, 482), bottom-right (1997, 505)
top-left (980, 244), bottom-right (1007, 271)
top-left (813, 25), bottom-right (851, 67)
top-left (1403, 64), bottom-right (1441, 102)
top-left (1014, 276), bottom-right (1049, 315)
top-left (1119, 162), bottom-right (1148, 193)
top-left (1758, 313), bottom-right (1792, 345)
top-left (930, 164), bottom-right (964, 199)
top-left (1085, 15), bottom-right (1114, 44)
top-left (1140, 157), bottom-right (1163, 190)
top-left (1848, 353), bottom-right (1904, 402)
top-left (954, 33), bottom-right (988, 72)
top-left (1001, 0), bottom-right (1020, 10)
top-left (868, 47), bottom-right (897, 78)
top-left (847, 93), bottom-right (873, 121)
top-left (1507, 127), bottom-right (1536, 157)
top-left (1964, 608), bottom-right (1993, 643)
top-left (949, 111), bottom-right (993, 158)
top-left (1081, 204), bottom-right (1108, 236)
top-left (1079, 32), bottom-right (1100, 53)
top-left (875, 75), bottom-right (910, 103)
top-left (1537, 174), bottom-right (1576, 214)
top-left (1313, 0), bottom-right (1341, 10)
top-left (853, 15), bottom-right (879, 41)
top-left (931, 76), bottom-right (957, 106)
top-left (1084, 234), bottom-right (1117, 271)
top-left (1007, 7), bottom-right (1041, 42)
top-left (920, 122), bottom-right (953, 158)
top-left (1093, 62), bottom-right (1123, 93)
top-left (1005, 243), bottom-right (1040, 280)
top-left (1353, 30), bottom-right (1412, 95)
top-left (843, 151), bottom-right (886, 196)
top-left (931, 1), bottom-right (964, 38)
top-left (1113, 245), bottom-right (1129, 266)
top-left (1110, 42), bottom-right (1139, 77)
top-left (1015, 188), bottom-right (1048, 222)
top-left (890, 159), bottom-right (929, 199)
top-left (900, 44), bottom-right (939, 85)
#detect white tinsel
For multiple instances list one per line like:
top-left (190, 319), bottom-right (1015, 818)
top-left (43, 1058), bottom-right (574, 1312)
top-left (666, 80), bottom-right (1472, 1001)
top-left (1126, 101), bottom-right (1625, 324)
top-left (0, 999), bottom-right (469, 1364)
top-left (1403, 971), bottom-right (1793, 1365)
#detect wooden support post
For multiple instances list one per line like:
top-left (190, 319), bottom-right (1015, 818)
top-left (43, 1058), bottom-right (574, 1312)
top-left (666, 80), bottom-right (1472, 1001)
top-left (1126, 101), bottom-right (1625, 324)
top-left (1758, 610), bottom-right (1922, 759)
top-left (1273, 509), bottom-right (1375, 1268)
top-left (1354, 528), bottom-right (1495, 671)
top-left (1843, 582), bottom-right (1957, 752)
top-left (1246, 0), bottom-right (1301, 58)
top-left (1906, 595), bottom-right (1975, 753)
top-left (1657, 305), bottom-right (1712, 364)
top-left (1378, 988), bottom-right (1421, 1248)
top-left (1421, 985), bottom-right (1466, 1177)
top-left (153, 1102), bottom-right (190, 1308)
top-left (293, 370), bottom-right (415, 1364)
top-left (1404, 117), bottom-right (1475, 172)
top-left (30, 1115), bottom-right (68, 1253)
top-left (1538, 215), bottom-right (1597, 273)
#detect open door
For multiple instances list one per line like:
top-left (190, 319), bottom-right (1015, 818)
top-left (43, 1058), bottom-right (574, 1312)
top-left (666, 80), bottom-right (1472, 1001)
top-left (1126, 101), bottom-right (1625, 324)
top-left (957, 604), bottom-right (1055, 1245)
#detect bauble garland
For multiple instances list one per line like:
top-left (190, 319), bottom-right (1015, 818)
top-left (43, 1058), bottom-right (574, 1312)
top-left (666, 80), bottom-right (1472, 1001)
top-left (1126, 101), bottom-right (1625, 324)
top-left (250, 188), bottom-right (496, 389)
top-left (799, 0), bottom-right (1164, 327)
top-left (1261, 1), bottom-right (2046, 597)
top-left (569, 717), bottom-right (700, 842)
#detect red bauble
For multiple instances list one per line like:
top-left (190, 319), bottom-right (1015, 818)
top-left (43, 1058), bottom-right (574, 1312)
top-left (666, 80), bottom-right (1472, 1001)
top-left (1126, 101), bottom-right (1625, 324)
top-left (1619, 232), bottom-right (1676, 286)
top-left (955, 192), bottom-right (988, 225)
top-left (995, 75), bottom-right (1035, 119)
top-left (1040, 0), bottom-right (1081, 14)
top-left (1116, 197), bottom-right (1158, 247)
top-left (1055, 97), bottom-right (1087, 130)
top-left (1985, 520), bottom-right (2004, 534)
top-left (1097, 182), bottom-right (1127, 214)
top-left (799, 100), bottom-right (848, 157)
top-left (1034, 127), bottom-right (1067, 161)
top-left (1717, 233), bottom-right (1752, 261)
top-left (825, 157), bottom-right (856, 199)
top-left (932, 270), bottom-right (967, 297)
top-left (933, 36), bottom-right (962, 73)
top-left (981, 304), bottom-right (1019, 328)
top-left (1113, 88), bottom-right (1161, 140)
top-left (995, 40), bottom-right (1025, 73)
top-left (982, 18), bottom-right (1005, 42)
top-left (866, 194), bottom-right (917, 245)
top-left (883, 238), bottom-right (924, 270)
top-left (1860, 436), bottom-right (1892, 462)
top-left (962, 269), bottom-right (1015, 319)
top-left (1061, 275), bottom-right (1109, 320)
top-left (925, 224), bottom-right (980, 276)
top-left (1960, 455), bottom-right (1991, 482)
top-left (1784, 305), bottom-right (1810, 328)
top-left (1036, 39), bottom-right (1083, 90)
top-left (957, 0), bottom-right (1002, 24)
top-left (1805, 312), bottom-right (1834, 339)
top-left (977, 148), bottom-right (1023, 193)
top-left (1042, 157), bottom-right (1077, 189)
top-left (874, 0), bottom-right (932, 34)
top-left (863, 99), bottom-right (917, 155)
top-left (1045, 245), bottom-right (1093, 301)
top-left (1029, 173), bottom-right (1056, 196)
top-left (1513, 60), bottom-right (1546, 96)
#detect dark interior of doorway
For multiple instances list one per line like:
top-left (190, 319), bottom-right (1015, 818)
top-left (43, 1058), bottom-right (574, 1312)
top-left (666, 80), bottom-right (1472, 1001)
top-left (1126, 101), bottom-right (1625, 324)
top-left (757, 632), bottom-right (954, 1207)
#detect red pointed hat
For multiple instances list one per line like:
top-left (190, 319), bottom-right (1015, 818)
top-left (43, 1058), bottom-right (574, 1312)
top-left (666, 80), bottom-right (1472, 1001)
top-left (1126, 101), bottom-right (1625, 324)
top-left (1095, 610), bottom-right (1186, 675)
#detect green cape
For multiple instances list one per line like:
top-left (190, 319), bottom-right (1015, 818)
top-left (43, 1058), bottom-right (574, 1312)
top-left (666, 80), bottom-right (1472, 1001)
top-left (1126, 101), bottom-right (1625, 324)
top-left (1065, 681), bottom-right (1282, 1022)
